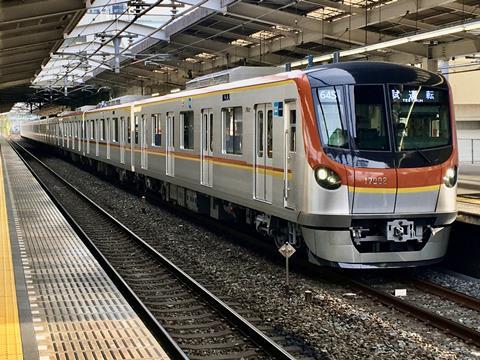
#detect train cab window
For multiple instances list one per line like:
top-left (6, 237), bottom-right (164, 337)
top-left (134, 116), bottom-right (139, 144)
top-left (112, 117), bottom-right (119, 142)
top-left (151, 114), bottom-right (162, 146)
top-left (353, 85), bottom-right (389, 151)
top-left (180, 111), bottom-right (194, 150)
top-left (267, 109), bottom-right (273, 158)
top-left (315, 86), bottom-right (348, 149)
top-left (390, 85), bottom-right (451, 151)
top-left (222, 107), bottom-right (242, 155)
top-left (289, 109), bottom-right (296, 152)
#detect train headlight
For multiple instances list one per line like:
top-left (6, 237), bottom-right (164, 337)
top-left (443, 166), bottom-right (457, 188)
top-left (314, 166), bottom-right (341, 190)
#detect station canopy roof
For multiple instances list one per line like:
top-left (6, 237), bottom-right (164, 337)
top-left (2, 0), bottom-right (480, 112)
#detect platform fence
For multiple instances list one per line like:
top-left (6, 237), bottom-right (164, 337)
top-left (459, 139), bottom-right (480, 164)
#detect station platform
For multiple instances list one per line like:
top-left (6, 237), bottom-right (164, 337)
top-left (0, 141), bottom-right (169, 359)
top-left (457, 164), bottom-right (480, 224)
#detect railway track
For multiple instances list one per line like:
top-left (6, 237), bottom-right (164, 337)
top-left (9, 140), bottom-right (300, 360)
top-left (341, 273), bottom-right (480, 348)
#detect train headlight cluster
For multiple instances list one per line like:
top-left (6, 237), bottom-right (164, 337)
top-left (443, 166), bottom-right (457, 188)
top-left (314, 166), bottom-right (342, 190)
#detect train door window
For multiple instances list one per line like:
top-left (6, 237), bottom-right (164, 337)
top-left (90, 120), bottom-right (95, 139)
top-left (74, 122), bottom-right (78, 138)
top-left (112, 117), bottom-right (119, 142)
top-left (180, 111), bottom-right (194, 150)
top-left (257, 110), bottom-right (264, 157)
top-left (222, 107), bottom-right (243, 155)
top-left (209, 113), bottom-right (213, 152)
top-left (127, 116), bottom-right (131, 143)
top-left (99, 119), bottom-right (105, 140)
top-left (289, 109), bottom-right (296, 152)
top-left (267, 109), bottom-right (273, 158)
top-left (134, 116), bottom-right (139, 144)
top-left (151, 114), bottom-right (161, 146)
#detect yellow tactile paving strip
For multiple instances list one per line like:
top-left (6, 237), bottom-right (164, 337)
top-left (0, 151), bottom-right (23, 359)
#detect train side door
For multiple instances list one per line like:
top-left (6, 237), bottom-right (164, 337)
top-left (166, 112), bottom-right (175, 176)
top-left (200, 109), bottom-right (213, 187)
top-left (284, 101), bottom-right (296, 209)
top-left (254, 103), bottom-right (273, 203)
top-left (140, 115), bottom-right (148, 169)
top-left (120, 116), bottom-right (126, 164)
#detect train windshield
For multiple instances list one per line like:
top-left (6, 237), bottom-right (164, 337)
top-left (390, 85), bottom-right (451, 151)
top-left (314, 84), bottom-right (451, 152)
top-left (352, 85), bottom-right (390, 151)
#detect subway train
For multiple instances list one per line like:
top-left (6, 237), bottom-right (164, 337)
top-left (21, 62), bottom-right (458, 268)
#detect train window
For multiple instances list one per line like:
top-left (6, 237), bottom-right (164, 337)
top-left (290, 109), bottom-right (296, 152)
top-left (315, 86), bottom-right (348, 149)
top-left (267, 110), bottom-right (273, 158)
top-left (222, 107), bottom-right (242, 155)
top-left (353, 85), bottom-right (389, 151)
top-left (257, 110), bottom-right (264, 157)
top-left (112, 117), bottom-right (119, 142)
top-left (203, 113), bottom-right (208, 151)
top-left (180, 111), bottom-right (194, 150)
top-left (209, 113), bottom-right (213, 152)
top-left (151, 114), bottom-right (161, 147)
top-left (90, 120), bottom-right (95, 139)
top-left (127, 116), bottom-right (131, 144)
top-left (134, 116), bottom-right (139, 144)
top-left (74, 122), bottom-right (78, 138)
top-left (100, 119), bottom-right (105, 140)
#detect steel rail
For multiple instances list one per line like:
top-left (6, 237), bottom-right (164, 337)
top-left (407, 277), bottom-right (480, 313)
top-left (9, 139), bottom-right (296, 360)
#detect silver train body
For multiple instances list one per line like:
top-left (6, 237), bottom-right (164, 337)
top-left (21, 62), bottom-right (458, 268)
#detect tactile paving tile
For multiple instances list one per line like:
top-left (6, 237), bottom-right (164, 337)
top-left (2, 143), bottom-right (169, 360)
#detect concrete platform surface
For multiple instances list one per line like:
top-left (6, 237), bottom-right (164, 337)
top-left (0, 139), bottom-right (170, 359)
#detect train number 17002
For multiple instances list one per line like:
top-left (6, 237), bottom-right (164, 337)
top-left (364, 176), bottom-right (388, 185)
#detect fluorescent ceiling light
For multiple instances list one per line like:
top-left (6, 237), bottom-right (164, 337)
top-left (289, 19), bottom-right (480, 68)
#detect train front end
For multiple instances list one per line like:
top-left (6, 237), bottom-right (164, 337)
top-left (299, 62), bottom-right (457, 268)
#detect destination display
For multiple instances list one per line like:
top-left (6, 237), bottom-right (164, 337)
top-left (390, 86), bottom-right (445, 104)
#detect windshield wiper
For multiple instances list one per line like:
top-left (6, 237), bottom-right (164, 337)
top-left (415, 147), bottom-right (432, 165)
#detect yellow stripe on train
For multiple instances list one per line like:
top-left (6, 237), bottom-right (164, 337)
top-left (348, 185), bottom-right (440, 194)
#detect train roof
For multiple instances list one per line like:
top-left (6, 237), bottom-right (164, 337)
top-left (57, 62), bottom-right (447, 117)
top-left (306, 61), bottom-right (447, 88)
